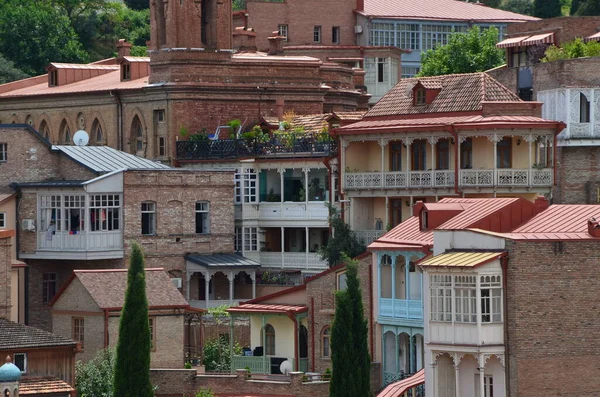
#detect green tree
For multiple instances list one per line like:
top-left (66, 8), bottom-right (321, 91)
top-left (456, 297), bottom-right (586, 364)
top-left (0, 53), bottom-right (29, 84)
top-left (534, 0), bottom-right (562, 17)
top-left (482, 0), bottom-right (502, 8)
top-left (75, 348), bottom-right (115, 397)
top-left (113, 242), bottom-right (153, 397)
top-left (500, 0), bottom-right (535, 15)
top-left (233, 0), bottom-right (246, 11)
top-left (202, 336), bottom-right (242, 372)
top-left (319, 204), bottom-right (366, 268)
top-left (575, 0), bottom-right (600, 15)
top-left (419, 26), bottom-right (505, 77)
top-left (0, 2), bottom-right (88, 75)
top-left (125, 0), bottom-right (149, 10)
top-left (330, 257), bottom-right (371, 397)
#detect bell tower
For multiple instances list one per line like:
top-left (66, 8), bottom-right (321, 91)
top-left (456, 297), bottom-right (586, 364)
top-left (149, 0), bottom-right (232, 51)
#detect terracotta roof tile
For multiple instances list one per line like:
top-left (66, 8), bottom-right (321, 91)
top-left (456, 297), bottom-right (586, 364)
top-left (0, 318), bottom-right (77, 350)
top-left (58, 268), bottom-right (189, 309)
top-left (366, 73), bottom-right (521, 117)
top-left (333, 111), bottom-right (365, 121)
top-left (362, 0), bottom-right (538, 22)
top-left (18, 377), bottom-right (75, 395)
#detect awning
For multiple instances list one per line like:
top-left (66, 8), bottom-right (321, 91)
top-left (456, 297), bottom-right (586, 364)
top-left (419, 251), bottom-right (506, 268)
top-left (496, 35), bottom-right (529, 48)
top-left (585, 32), bottom-right (600, 42)
top-left (377, 369), bottom-right (425, 397)
top-left (186, 253), bottom-right (261, 270)
top-left (228, 303), bottom-right (308, 315)
top-left (522, 32), bottom-right (554, 46)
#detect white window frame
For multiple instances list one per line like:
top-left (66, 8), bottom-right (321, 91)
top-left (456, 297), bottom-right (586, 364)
top-left (0, 143), bottom-right (6, 162)
top-left (480, 275), bottom-right (503, 323)
top-left (235, 169), bottom-right (257, 204)
top-left (195, 201), bottom-right (210, 234)
top-left (278, 24), bottom-right (288, 41)
top-left (0, 212), bottom-right (5, 228)
top-left (454, 275), bottom-right (477, 323)
top-left (314, 26), bottom-right (321, 43)
top-left (141, 201), bottom-right (156, 235)
top-left (430, 274), bottom-right (452, 322)
top-left (89, 194), bottom-right (121, 232)
top-left (243, 227), bottom-right (258, 251)
top-left (40, 194), bottom-right (63, 232)
top-left (13, 353), bottom-right (27, 373)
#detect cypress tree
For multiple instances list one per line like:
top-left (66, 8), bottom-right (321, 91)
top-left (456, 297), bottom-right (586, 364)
top-left (113, 242), bottom-right (153, 397)
top-left (533, 0), bottom-right (562, 18)
top-left (330, 258), bottom-right (371, 397)
top-left (575, 0), bottom-right (600, 15)
top-left (571, 0), bottom-right (582, 15)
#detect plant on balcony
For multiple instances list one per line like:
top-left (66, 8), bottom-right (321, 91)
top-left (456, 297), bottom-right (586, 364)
top-left (320, 203), bottom-right (366, 267)
top-left (330, 256), bottom-right (371, 397)
top-left (227, 119), bottom-right (242, 138)
top-left (532, 163), bottom-right (547, 170)
top-left (260, 271), bottom-right (293, 285)
top-left (265, 188), bottom-right (281, 203)
top-left (241, 126), bottom-right (269, 144)
top-left (308, 178), bottom-right (324, 201)
top-left (203, 336), bottom-right (243, 372)
top-left (189, 128), bottom-right (210, 141)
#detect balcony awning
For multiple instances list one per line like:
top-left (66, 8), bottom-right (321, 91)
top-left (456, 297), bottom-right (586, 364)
top-left (186, 253), bottom-right (261, 270)
top-left (522, 32), bottom-right (555, 46)
top-left (496, 35), bottom-right (529, 48)
top-left (585, 32), bottom-right (600, 42)
top-left (228, 303), bottom-right (308, 315)
top-left (377, 369), bottom-right (425, 397)
top-left (418, 251), bottom-right (507, 268)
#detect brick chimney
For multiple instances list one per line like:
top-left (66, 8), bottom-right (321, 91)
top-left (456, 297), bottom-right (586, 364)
top-left (268, 31), bottom-right (285, 55)
top-left (233, 27), bottom-right (257, 52)
top-left (116, 39), bottom-right (132, 58)
top-left (353, 68), bottom-right (366, 92)
top-left (356, 0), bottom-right (364, 11)
top-left (588, 217), bottom-right (600, 238)
top-left (275, 98), bottom-right (285, 121)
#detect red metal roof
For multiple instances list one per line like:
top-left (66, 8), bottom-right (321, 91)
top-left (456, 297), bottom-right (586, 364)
top-left (227, 303), bottom-right (308, 315)
top-left (377, 369), bottom-right (425, 397)
top-left (361, 0), bottom-right (538, 22)
top-left (437, 198), bottom-right (521, 230)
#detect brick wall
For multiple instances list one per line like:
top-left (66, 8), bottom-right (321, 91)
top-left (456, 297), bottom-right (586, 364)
top-left (0, 234), bottom-right (11, 319)
top-left (553, 146), bottom-right (600, 204)
top-left (506, 239), bottom-right (600, 396)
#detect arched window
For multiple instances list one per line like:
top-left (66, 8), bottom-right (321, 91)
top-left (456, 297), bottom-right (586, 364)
top-left (321, 326), bottom-right (331, 357)
top-left (91, 118), bottom-right (103, 145)
top-left (263, 324), bottom-right (275, 355)
top-left (39, 120), bottom-right (50, 141)
top-left (59, 119), bottom-right (71, 144)
top-left (25, 115), bottom-right (33, 126)
top-left (130, 115), bottom-right (144, 154)
top-left (580, 93), bottom-right (590, 123)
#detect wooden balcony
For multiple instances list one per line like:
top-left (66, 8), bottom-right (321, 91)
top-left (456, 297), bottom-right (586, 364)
top-left (379, 298), bottom-right (423, 321)
top-left (244, 252), bottom-right (328, 271)
top-left (22, 230), bottom-right (124, 260)
top-left (235, 202), bottom-right (328, 222)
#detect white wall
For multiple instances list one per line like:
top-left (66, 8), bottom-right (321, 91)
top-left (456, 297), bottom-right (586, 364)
top-left (250, 315), bottom-right (295, 360)
top-left (433, 230), bottom-right (505, 255)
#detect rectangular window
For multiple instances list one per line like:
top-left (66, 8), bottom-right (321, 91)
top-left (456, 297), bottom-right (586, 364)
top-left (481, 275), bottom-right (502, 323)
top-left (496, 137), bottom-right (512, 169)
top-left (460, 138), bottom-right (473, 169)
top-left (141, 201), bottom-right (156, 235)
top-left (158, 137), bottom-right (166, 157)
top-left (244, 227), bottom-right (258, 251)
top-left (580, 93), bottom-right (591, 123)
top-left (332, 26), bottom-right (340, 44)
top-left (430, 274), bottom-right (452, 322)
top-left (411, 139), bottom-right (427, 171)
top-left (40, 195), bottom-right (62, 232)
top-left (370, 22), bottom-right (395, 46)
top-left (389, 142), bottom-right (402, 171)
top-left (397, 23), bottom-right (420, 50)
top-left (401, 66), bottom-right (420, 79)
top-left (122, 64), bottom-right (131, 81)
top-left (422, 24), bottom-right (452, 50)
top-left (72, 317), bottom-right (85, 350)
top-left (415, 88), bottom-right (426, 105)
top-left (90, 194), bottom-right (121, 232)
top-left (235, 227), bottom-right (242, 252)
top-left (313, 26), bottom-right (321, 43)
top-left (64, 195), bottom-right (85, 233)
top-left (49, 70), bottom-right (58, 87)
top-left (42, 273), bottom-right (58, 305)
top-left (278, 24), bottom-right (288, 40)
top-left (337, 271), bottom-right (347, 291)
top-left (0, 212), bottom-right (5, 228)
top-left (484, 375), bottom-right (494, 397)
top-left (436, 139), bottom-right (450, 170)
top-left (149, 317), bottom-right (156, 351)
top-left (235, 169), bottom-right (258, 204)
top-left (13, 353), bottom-right (26, 373)
top-left (454, 275), bottom-right (476, 323)
top-left (195, 201), bottom-right (210, 234)
top-left (155, 109), bottom-right (166, 123)
top-left (377, 58), bottom-right (387, 83)
top-left (0, 143), bottom-right (6, 162)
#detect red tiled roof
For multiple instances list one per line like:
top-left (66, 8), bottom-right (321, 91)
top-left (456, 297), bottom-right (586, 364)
top-left (365, 73), bottom-right (521, 118)
top-left (227, 303), bottom-right (307, 315)
top-left (333, 111), bottom-right (365, 121)
top-left (361, 0), bottom-right (538, 22)
top-left (377, 369), bottom-right (425, 397)
top-left (51, 268), bottom-right (189, 310)
top-left (18, 377), bottom-right (75, 395)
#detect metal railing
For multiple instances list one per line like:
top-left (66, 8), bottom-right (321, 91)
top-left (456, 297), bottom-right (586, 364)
top-left (176, 134), bottom-right (337, 160)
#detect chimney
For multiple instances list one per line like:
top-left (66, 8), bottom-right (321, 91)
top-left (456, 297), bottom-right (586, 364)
top-left (534, 196), bottom-right (550, 214)
top-left (412, 201), bottom-right (425, 218)
top-left (116, 39), bottom-right (132, 58)
top-left (233, 27), bottom-right (257, 52)
top-left (356, 0), bottom-right (364, 11)
top-left (268, 31), bottom-right (285, 55)
top-left (275, 98), bottom-right (285, 121)
top-left (352, 68), bottom-right (366, 92)
top-left (588, 218), bottom-right (600, 238)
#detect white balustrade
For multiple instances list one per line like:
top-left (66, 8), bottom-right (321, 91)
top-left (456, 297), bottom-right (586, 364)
top-left (345, 171), bottom-right (455, 189)
top-left (38, 230), bottom-right (123, 251)
top-left (240, 202), bottom-right (328, 221)
top-left (189, 299), bottom-right (240, 309)
top-left (245, 252), bottom-right (328, 270)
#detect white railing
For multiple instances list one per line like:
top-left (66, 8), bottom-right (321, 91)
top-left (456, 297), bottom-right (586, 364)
top-left (459, 169), bottom-right (494, 187)
top-left (461, 169), bottom-right (552, 187)
top-left (345, 172), bottom-right (383, 189)
top-left (496, 169), bottom-right (529, 186)
top-left (354, 230), bottom-right (385, 246)
top-left (345, 170), bottom-right (455, 189)
top-left (238, 202), bottom-right (328, 221)
top-left (245, 252), bottom-right (328, 270)
top-left (189, 299), bottom-right (240, 309)
top-left (38, 230), bottom-right (123, 251)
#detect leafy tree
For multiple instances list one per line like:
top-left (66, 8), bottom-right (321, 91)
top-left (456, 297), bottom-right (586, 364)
top-left (202, 336), bottom-right (242, 372)
top-left (482, 0), bottom-right (502, 8)
top-left (541, 38), bottom-right (600, 62)
top-left (113, 242), bottom-right (153, 397)
top-left (419, 26), bottom-right (505, 77)
top-left (571, 0), bottom-right (582, 14)
top-left (0, 2), bottom-right (88, 75)
top-left (75, 348), bottom-right (115, 397)
top-left (534, 0), bottom-right (562, 18)
top-left (0, 53), bottom-right (29, 84)
top-left (330, 257), bottom-right (371, 397)
top-left (319, 204), bottom-right (366, 268)
top-left (233, 0), bottom-right (246, 11)
top-left (575, 0), bottom-right (600, 15)
top-left (500, 0), bottom-right (535, 15)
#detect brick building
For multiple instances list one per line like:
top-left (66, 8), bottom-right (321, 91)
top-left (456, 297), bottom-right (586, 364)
top-left (488, 16), bottom-right (600, 205)
top-left (0, 124), bottom-right (235, 331)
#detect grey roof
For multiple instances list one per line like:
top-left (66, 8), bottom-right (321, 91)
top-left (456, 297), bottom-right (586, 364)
top-left (186, 253), bottom-right (261, 269)
top-left (17, 180), bottom-right (85, 188)
top-left (52, 145), bottom-right (171, 173)
top-left (0, 318), bottom-right (77, 350)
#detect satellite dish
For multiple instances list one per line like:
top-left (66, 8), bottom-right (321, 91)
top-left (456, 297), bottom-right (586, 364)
top-left (280, 360), bottom-right (293, 375)
top-left (73, 130), bottom-right (89, 146)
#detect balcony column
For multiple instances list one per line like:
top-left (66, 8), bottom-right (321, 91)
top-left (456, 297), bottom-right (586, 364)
top-left (410, 334), bottom-right (415, 373)
top-left (458, 136), bottom-right (464, 186)
top-left (478, 355), bottom-right (486, 397)
top-left (281, 227), bottom-right (285, 268)
top-left (379, 138), bottom-right (387, 188)
top-left (303, 167), bottom-right (309, 204)
top-left (377, 253), bottom-right (382, 305)
top-left (262, 315), bottom-right (267, 370)
top-left (454, 357), bottom-right (461, 397)
top-left (429, 137), bottom-right (438, 187)
top-left (491, 134), bottom-right (499, 185)
top-left (405, 256), bottom-right (410, 301)
top-left (385, 196), bottom-right (389, 229)
top-left (404, 138), bottom-right (413, 176)
top-left (527, 134), bottom-right (533, 186)
top-left (391, 256), bottom-right (396, 315)
top-left (251, 271), bottom-right (256, 299)
top-left (394, 332), bottom-right (399, 377)
top-left (340, 139), bottom-right (348, 191)
top-left (305, 226), bottom-right (309, 268)
top-left (186, 271), bottom-right (193, 301)
top-left (229, 271), bottom-right (234, 305)
top-left (204, 271), bottom-right (210, 308)
top-left (279, 167), bottom-right (284, 203)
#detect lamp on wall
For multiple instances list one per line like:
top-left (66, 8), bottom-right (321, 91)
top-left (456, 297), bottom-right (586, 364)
top-left (517, 139), bottom-right (521, 146)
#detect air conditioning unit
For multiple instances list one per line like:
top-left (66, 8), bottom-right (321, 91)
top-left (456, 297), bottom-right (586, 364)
top-left (171, 277), bottom-right (182, 289)
top-left (22, 219), bottom-right (35, 231)
top-left (354, 25), bottom-right (363, 34)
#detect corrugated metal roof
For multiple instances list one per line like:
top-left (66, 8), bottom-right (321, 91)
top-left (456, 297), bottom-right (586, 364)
top-left (362, 0), bottom-right (538, 22)
top-left (16, 180), bottom-right (85, 188)
top-left (52, 145), bottom-right (170, 173)
top-left (437, 198), bottom-right (520, 230)
top-left (377, 369), bottom-right (425, 397)
top-left (228, 303), bottom-right (308, 314)
top-left (48, 63), bottom-right (119, 70)
top-left (419, 251), bottom-right (506, 268)
top-left (186, 253), bottom-right (261, 268)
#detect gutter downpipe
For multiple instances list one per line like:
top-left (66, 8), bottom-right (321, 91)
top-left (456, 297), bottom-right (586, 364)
top-left (447, 125), bottom-right (460, 195)
top-left (111, 90), bottom-right (123, 151)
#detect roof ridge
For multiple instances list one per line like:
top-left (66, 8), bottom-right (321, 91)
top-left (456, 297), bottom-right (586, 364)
top-left (75, 267), bottom-right (165, 273)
